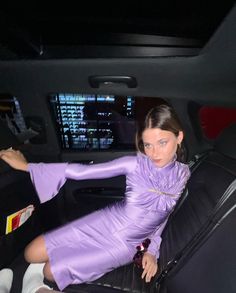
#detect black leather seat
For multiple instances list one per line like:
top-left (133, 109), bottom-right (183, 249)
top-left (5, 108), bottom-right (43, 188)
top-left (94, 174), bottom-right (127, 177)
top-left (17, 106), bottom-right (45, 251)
top-left (157, 123), bottom-right (236, 293)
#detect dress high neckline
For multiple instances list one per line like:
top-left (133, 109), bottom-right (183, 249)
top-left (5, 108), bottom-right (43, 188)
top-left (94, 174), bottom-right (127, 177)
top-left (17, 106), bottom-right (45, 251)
top-left (138, 152), bottom-right (177, 172)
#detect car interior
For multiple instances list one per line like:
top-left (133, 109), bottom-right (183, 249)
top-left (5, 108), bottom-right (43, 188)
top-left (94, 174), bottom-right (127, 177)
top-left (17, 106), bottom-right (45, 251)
top-left (0, 2), bottom-right (236, 293)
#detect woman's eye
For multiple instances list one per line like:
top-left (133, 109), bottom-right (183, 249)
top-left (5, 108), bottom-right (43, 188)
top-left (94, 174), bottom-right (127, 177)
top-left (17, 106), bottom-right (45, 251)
top-left (159, 140), bottom-right (167, 146)
top-left (144, 143), bottom-right (151, 149)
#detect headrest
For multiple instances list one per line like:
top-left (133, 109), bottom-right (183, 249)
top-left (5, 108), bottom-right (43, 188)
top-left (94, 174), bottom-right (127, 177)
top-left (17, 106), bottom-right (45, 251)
top-left (215, 123), bottom-right (236, 159)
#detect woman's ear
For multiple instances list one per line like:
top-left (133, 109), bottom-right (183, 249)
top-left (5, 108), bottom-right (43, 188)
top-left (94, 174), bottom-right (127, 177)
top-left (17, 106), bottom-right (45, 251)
top-left (177, 131), bottom-right (184, 144)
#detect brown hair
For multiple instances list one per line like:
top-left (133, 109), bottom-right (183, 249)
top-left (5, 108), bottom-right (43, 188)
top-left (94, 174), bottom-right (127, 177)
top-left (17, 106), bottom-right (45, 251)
top-left (136, 104), bottom-right (186, 162)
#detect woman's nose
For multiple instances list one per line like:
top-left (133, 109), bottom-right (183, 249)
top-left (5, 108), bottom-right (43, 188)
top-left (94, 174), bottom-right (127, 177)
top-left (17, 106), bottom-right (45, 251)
top-left (152, 146), bottom-right (159, 157)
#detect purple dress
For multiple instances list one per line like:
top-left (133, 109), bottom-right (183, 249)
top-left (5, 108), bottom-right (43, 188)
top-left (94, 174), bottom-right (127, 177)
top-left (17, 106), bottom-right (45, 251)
top-left (28, 153), bottom-right (190, 290)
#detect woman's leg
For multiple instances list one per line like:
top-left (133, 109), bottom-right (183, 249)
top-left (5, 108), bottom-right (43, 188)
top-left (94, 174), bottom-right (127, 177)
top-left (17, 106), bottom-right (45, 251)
top-left (22, 234), bottom-right (57, 292)
top-left (24, 234), bottom-right (54, 282)
top-left (24, 234), bottom-right (49, 263)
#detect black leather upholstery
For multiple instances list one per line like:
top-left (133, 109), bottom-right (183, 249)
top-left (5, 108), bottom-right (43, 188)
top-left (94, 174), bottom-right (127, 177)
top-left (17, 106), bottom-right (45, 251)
top-left (0, 119), bottom-right (20, 149)
top-left (215, 123), bottom-right (236, 159)
top-left (157, 123), bottom-right (236, 293)
top-left (0, 171), bottom-right (41, 269)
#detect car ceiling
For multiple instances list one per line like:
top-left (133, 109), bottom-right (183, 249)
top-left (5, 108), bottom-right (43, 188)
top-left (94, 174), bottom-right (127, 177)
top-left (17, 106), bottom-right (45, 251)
top-left (0, 2), bottom-right (235, 105)
top-left (0, 2), bottom-right (235, 60)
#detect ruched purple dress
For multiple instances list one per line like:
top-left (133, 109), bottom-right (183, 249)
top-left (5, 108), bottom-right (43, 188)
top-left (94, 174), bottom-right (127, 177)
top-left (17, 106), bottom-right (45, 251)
top-left (28, 153), bottom-right (190, 290)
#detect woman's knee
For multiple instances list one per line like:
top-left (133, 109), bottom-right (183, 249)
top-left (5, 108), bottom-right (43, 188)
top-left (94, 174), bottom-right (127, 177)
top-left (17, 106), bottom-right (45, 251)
top-left (43, 262), bottom-right (55, 282)
top-left (24, 235), bottom-right (48, 263)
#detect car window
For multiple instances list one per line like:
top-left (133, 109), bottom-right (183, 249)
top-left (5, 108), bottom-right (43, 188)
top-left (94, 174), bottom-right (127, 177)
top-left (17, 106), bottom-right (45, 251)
top-left (49, 93), bottom-right (167, 151)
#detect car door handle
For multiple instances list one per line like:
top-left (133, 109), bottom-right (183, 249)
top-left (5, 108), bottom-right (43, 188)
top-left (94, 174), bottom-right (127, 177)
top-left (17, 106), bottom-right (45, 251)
top-left (88, 75), bottom-right (137, 88)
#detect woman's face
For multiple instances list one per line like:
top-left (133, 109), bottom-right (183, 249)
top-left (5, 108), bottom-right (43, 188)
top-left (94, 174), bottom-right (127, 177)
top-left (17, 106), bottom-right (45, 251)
top-left (142, 128), bottom-right (183, 168)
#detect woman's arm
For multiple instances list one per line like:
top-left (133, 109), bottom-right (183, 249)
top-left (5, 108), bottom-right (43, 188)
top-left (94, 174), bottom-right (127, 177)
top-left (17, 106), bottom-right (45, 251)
top-left (28, 162), bottom-right (68, 203)
top-left (140, 221), bottom-right (166, 282)
top-left (0, 149), bottom-right (137, 203)
top-left (147, 219), bottom-right (167, 259)
top-left (142, 164), bottom-right (190, 282)
top-left (65, 156), bottom-right (137, 180)
top-left (0, 148), bottom-right (68, 203)
top-left (29, 156), bottom-right (137, 203)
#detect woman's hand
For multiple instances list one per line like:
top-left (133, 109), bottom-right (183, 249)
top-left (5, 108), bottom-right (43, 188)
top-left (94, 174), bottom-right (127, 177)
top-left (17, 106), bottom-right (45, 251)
top-left (141, 252), bottom-right (158, 282)
top-left (0, 148), bottom-right (28, 171)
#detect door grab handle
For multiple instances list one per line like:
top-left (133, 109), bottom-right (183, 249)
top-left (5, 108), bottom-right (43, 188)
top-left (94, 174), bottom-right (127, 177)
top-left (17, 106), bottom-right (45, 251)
top-left (89, 75), bottom-right (137, 88)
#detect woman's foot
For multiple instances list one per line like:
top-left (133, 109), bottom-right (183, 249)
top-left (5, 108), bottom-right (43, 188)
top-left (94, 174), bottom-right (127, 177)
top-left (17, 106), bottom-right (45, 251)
top-left (22, 263), bottom-right (52, 293)
top-left (0, 268), bottom-right (13, 293)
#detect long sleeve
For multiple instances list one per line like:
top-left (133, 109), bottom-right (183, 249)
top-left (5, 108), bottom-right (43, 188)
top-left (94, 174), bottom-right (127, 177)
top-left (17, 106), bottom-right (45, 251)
top-left (147, 162), bottom-right (190, 259)
top-left (147, 219), bottom-right (168, 259)
top-left (28, 163), bottom-right (68, 203)
top-left (65, 156), bottom-right (137, 180)
top-left (28, 156), bottom-right (137, 204)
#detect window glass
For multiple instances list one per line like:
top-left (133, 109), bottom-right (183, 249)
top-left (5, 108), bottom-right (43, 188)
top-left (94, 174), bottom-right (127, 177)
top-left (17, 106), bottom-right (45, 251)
top-left (49, 94), bottom-right (165, 151)
top-left (199, 106), bottom-right (236, 139)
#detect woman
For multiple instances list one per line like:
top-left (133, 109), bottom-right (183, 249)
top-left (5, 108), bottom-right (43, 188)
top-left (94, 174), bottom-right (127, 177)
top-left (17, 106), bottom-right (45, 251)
top-left (0, 104), bottom-right (190, 293)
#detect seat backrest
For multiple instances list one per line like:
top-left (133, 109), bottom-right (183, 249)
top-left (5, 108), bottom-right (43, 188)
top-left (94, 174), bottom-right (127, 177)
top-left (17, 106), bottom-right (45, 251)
top-left (159, 191), bottom-right (236, 293)
top-left (158, 123), bottom-right (236, 293)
